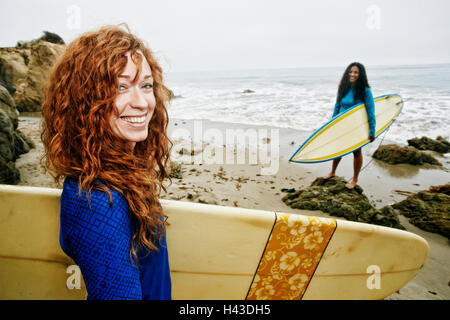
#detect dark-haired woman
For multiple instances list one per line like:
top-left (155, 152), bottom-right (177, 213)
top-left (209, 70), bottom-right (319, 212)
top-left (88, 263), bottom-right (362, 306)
top-left (323, 62), bottom-right (376, 189)
top-left (42, 25), bottom-right (172, 299)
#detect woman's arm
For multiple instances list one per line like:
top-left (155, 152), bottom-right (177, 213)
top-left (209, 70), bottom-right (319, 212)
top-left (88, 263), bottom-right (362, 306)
top-left (60, 182), bottom-right (142, 300)
top-left (364, 87), bottom-right (376, 138)
top-left (332, 96), bottom-right (340, 118)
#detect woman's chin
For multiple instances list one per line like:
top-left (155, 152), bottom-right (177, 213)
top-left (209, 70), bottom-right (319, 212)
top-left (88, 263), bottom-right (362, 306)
top-left (124, 133), bottom-right (149, 145)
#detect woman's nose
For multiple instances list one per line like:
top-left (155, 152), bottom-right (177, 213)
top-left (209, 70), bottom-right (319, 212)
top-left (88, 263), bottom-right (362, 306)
top-left (130, 87), bottom-right (148, 109)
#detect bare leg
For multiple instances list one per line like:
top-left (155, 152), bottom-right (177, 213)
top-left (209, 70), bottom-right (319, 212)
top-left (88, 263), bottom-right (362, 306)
top-left (346, 149), bottom-right (363, 189)
top-left (324, 157), bottom-right (342, 179)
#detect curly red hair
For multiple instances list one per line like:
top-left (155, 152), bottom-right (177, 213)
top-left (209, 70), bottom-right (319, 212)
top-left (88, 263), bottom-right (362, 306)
top-left (41, 25), bottom-right (172, 261)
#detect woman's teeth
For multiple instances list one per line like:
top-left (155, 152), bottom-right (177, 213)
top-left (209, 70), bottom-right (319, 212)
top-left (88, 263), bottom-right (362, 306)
top-left (121, 115), bottom-right (146, 123)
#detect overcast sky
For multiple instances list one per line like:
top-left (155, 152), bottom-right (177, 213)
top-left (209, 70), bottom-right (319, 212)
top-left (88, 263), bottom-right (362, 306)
top-left (1, 0), bottom-right (449, 72)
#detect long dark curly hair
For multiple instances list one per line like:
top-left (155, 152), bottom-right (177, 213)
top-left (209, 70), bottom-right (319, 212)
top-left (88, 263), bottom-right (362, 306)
top-left (41, 24), bottom-right (172, 261)
top-left (337, 62), bottom-right (370, 103)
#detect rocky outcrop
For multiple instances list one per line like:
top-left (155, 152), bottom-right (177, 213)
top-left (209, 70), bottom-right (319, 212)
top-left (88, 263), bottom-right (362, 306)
top-left (0, 48), bottom-right (29, 95)
top-left (13, 41), bottom-right (66, 112)
top-left (0, 32), bottom-right (61, 184)
top-left (407, 136), bottom-right (450, 154)
top-left (282, 177), bottom-right (450, 238)
top-left (282, 176), bottom-right (404, 230)
top-left (16, 31), bottom-right (65, 48)
top-left (0, 85), bottom-right (19, 129)
top-left (0, 85), bottom-right (34, 184)
top-left (392, 184), bottom-right (450, 239)
top-left (372, 144), bottom-right (442, 166)
top-left (0, 31), bottom-right (65, 112)
top-left (168, 161), bottom-right (183, 179)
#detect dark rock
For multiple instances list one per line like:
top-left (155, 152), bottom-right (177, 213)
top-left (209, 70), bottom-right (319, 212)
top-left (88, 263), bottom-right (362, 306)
top-left (166, 89), bottom-right (182, 101)
top-left (281, 188), bottom-right (296, 193)
top-left (392, 185), bottom-right (450, 239)
top-left (0, 85), bottom-right (19, 129)
top-left (0, 159), bottom-right (20, 184)
top-left (429, 184), bottom-right (450, 196)
top-left (168, 161), bottom-right (183, 179)
top-left (40, 31), bottom-right (65, 45)
top-left (0, 109), bottom-right (19, 184)
top-left (13, 129), bottom-right (34, 155)
top-left (373, 144), bottom-right (442, 166)
top-left (178, 148), bottom-right (196, 156)
top-left (407, 136), bottom-right (450, 154)
top-left (0, 107), bottom-right (34, 184)
top-left (16, 31), bottom-right (65, 48)
top-left (377, 206), bottom-right (404, 228)
top-left (282, 176), bottom-right (404, 229)
top-left (243, 89), bottom-right (254, 93)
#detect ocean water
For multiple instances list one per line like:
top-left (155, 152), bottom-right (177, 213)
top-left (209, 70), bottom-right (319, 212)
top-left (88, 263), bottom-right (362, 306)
top-left (165, 63), bottom-right (450, 144)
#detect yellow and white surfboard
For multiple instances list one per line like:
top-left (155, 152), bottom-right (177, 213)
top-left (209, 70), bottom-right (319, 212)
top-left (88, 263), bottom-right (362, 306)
top-left (290, 94), bottom-right (403, 163)
top-left (0, 184), bottom-right (427, 300)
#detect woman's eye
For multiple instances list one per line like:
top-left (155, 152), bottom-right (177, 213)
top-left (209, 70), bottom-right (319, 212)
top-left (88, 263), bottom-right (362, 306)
top-left (119, 84), bottom-right (127, 90)
top-left (143, 84), bottom-right (153, 89)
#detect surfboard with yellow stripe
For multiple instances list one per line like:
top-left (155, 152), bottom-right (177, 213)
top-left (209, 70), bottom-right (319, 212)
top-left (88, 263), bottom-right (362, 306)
top-left (290, 94), bottom-right (403, 163)
top-left (0, 184), bottom-right (428, 300)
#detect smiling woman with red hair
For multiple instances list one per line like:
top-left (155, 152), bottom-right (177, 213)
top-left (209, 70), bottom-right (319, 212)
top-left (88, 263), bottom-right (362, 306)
top-left (41, 25), bottom-right (172, 299)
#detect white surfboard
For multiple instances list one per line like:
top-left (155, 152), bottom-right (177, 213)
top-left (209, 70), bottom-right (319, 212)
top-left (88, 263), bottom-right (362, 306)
top-left (290, 94), bottom-right (403, 163)
top-left (0, 184), bottom-right (428, 300)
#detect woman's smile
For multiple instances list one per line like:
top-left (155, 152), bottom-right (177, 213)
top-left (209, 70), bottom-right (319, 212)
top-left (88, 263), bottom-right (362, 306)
top-left (120, 113), bottom-right (148, 124)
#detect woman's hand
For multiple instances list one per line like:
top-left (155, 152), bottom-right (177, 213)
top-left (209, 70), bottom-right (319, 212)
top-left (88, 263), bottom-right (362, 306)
top-left (369, 136), bottom-right (375, 143)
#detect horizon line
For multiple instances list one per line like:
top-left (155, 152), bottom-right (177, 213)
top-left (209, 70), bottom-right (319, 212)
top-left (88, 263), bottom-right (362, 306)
top-left (167, 61), bottom-right (450, 74)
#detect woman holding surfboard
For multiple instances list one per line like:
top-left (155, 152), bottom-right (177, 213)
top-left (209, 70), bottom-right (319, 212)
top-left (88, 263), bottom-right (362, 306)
top-left (323, 62), bottom-right (376, 189)
top-left (41, 25), bottom-right (172, 299)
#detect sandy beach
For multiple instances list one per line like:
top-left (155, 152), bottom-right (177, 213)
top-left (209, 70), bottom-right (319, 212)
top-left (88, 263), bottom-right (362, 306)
top-left (15, 115), bottom-right (450, 300)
